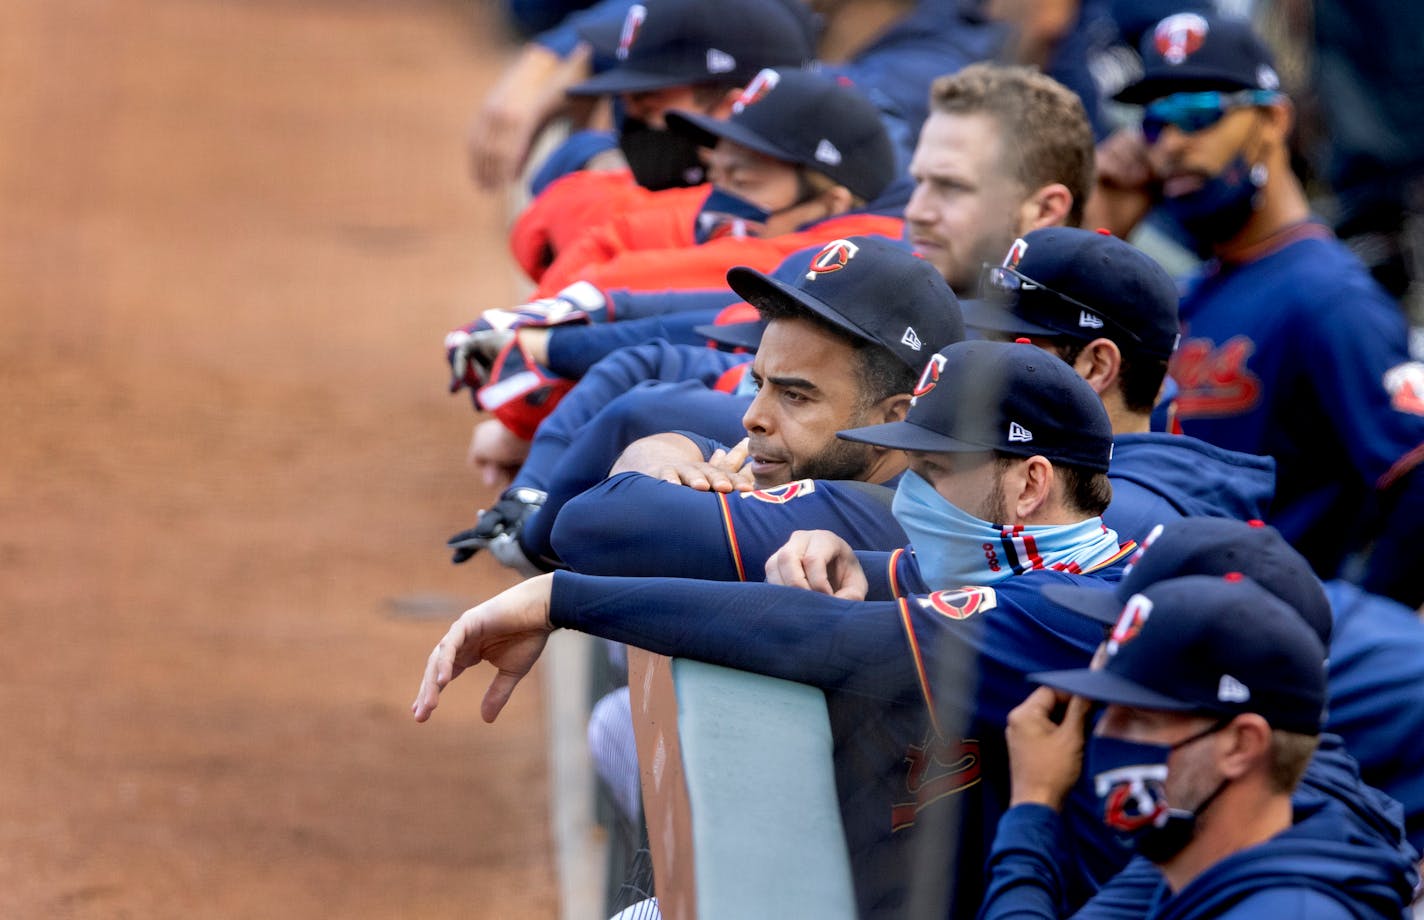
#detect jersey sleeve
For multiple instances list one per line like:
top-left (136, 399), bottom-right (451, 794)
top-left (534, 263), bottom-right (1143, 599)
top-left (549, 571), bottom-right (922, 699)
top-left (552, 472), bottom-right (744, 579)
top-left (1294, 275), bottom-right (1424, 486)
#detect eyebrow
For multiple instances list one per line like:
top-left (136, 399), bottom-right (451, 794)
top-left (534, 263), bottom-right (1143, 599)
top-left (758, 372), bottom-right (820, 392)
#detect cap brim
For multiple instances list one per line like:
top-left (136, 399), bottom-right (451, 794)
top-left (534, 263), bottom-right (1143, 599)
top-left (959, 298), bottom-right (1063, 339)
top-left (1114, 70), bottom-right (1256, 104)
top-left (694, 320), bottom-right (765, 351)
top-left (665, 110), bottom-right (795, 162)
top-left (1031, 667), bottom-right (1202, 712)
top-left (1039, 582), bottom-right (1124, 625)
top-left (836, 419), bottom-right (992, 452)
top-left (568, 67), bottom-right (691, 96)
top-left (725, 266), bottom-right (870, 345)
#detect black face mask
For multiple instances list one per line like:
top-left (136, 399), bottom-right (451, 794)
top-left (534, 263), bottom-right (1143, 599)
top-left (617, 117), bottom-right (707, 191)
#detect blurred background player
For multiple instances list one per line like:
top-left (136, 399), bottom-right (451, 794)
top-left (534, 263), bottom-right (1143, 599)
top-left (1086, 12), bottom-right (1424, 609)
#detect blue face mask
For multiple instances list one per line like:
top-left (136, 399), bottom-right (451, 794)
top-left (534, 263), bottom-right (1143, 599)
top-left (890, 469), bottom-right (1122, 589)
top-left (694, 188), bottom-right (771, 244)
top-left (1158, 154), bottom-right (1268, 251)
top-left (1087, 725), bottom-right (1230, 864)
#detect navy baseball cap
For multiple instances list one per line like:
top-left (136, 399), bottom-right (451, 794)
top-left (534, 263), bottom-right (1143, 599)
top-left (1033, 574), bottom-right (1327, 735)
top-left (665, 68), bottom-right (897, 202)
top-left (570, 0), bottom-right (815, 96)
top-left (838, 340), bottom-right (1115, 472)
top-left (961, 228), bottom-right (1181, 359)
top-left (1116, 13), bottom-right (1282, 104)
top-left (726, 236), bottom-right (965, 372)
top-left (695, 319), bottom-right (767, 351)
top-left (1041, 517), bottom-right (1333, 647)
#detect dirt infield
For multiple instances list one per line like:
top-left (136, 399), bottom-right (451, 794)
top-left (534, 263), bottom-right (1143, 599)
top-left (0, 1), bottom-right (558, 916)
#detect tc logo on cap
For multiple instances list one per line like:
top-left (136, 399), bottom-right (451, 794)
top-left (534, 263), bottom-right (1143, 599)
top-left (805, 238), bottom-right (860, 281)
top-left (733, 69), bottom-right (780, 114)
top-left (1003, 237), bottom-right (1029, 269)
top-left (911, 352), bottom-right (947, 403)
top-left (1108, 593), bottom-right (1153, 655)
top-left (616, 4), bottom-right (647, 61)
top-left (1154, 12), bottom-right (1209, 65)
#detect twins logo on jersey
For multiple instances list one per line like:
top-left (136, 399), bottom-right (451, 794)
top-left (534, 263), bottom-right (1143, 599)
top-left (616, 4), bottom-right (647, 61)
top-left (804, 238), bottom-right (860, 281)
top-left (732, 69), bottom-right (779, 114)
top-left (890, 734), bottom-right (982, 830)
top-left (1153, 12), bottom-right (1208, 65)
top-left (740, 479), bottom-right (816, 504)
top-left (1384, 362), bottom-right (1424, 416)
top-left (917, 586), bottom-right (997, 620)
top-left (1169, 335), bottom-right (1263, 418)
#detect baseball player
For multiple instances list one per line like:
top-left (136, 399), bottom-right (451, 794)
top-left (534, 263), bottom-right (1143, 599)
top-left (970, 516), bottom-right (1420, 918)
top-left (546, 236), bottom-right (965, 580)
top-left (958, 226), bottom-right (1275, 545)
top-left (1087, 13), bottom-right (1424, 608)
top-left (985, 574), bottom-right (1415, 918)
top-left (414, 340), bottom-right (1136, 919)
top-left (449, 236), bottom-right (959, 573)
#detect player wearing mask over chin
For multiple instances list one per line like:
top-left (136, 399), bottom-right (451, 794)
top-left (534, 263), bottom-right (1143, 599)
top-left (1085, 13), bottom-right (1424, 610)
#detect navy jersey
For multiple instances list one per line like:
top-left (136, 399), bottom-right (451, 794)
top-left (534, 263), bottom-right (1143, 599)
top-left (554, 471), bottom-right (905, 580)
top-left (1104, 432), bottom-right (1275, 545)
top-left (550, 546), bottom-right (1130, 919)
top-left (1325, 579), bottom-right (1424, 852)
top-left (1168, 228), bottom-right (1424, 604)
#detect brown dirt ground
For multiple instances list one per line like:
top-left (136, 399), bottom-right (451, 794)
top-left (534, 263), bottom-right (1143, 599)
top-left (0, 1), bottom-right (558, 916)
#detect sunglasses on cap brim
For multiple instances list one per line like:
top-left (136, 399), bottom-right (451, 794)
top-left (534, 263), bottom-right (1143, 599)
top-left (977, 263), bottom-right (1146, 349)
top-left (1140, 89), bottom-right (1282, 144)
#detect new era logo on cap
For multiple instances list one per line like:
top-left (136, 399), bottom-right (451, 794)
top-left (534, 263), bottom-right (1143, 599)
top-left (706, 48), bottom-right (736, 74)
top-left (1078, 311), bottom-right (1104, 329)
top-left (1218, 675), bottom-right (1251, 703)
top-left (902, 327), bottom-right (922, 351)
top-left (1008, 422), bottom-right (1033, 443)
top-left (814, 138), bottom-right (842, 166)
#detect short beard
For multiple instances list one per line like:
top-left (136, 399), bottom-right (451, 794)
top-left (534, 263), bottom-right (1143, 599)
top-left (976, 467), bottom-right (1011, 525)
top-left (787, 436), bottom-right (878, 484)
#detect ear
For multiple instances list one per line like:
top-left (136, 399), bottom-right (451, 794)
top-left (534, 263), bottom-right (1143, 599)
top-left (877, 392), bottom-right (913, 424)
top-left (1017, 182), bottom-right (1074, 233)
top-left (1004, 455), bottom-right (1055, 523)
top-left (1072, 338), bottom-right (1121, 395)
top-left (819, 183), bottom-right (856, 218)
top-left (710, 86), bottom-right (743, 119)
top-left (1215, 714), bottom-right (1273, 781)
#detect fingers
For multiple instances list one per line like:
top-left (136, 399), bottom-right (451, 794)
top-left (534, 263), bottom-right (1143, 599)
top-left (832, 564), bottom-right (869, 602)
top-left (412, 618), bottom-right (473, 722)
top-left (481, 669), bottom-right (524, 723)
